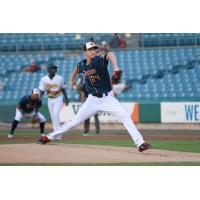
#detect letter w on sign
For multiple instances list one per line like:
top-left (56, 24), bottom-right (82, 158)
top-left (72, 104), bottom-right (81, 114)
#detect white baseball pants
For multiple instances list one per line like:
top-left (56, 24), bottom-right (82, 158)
top-left (15, 108), bottom-right (46, 122)
top-left (48, 95), bottom-right (63, 131)
top-left (47, 91), bottom-right (144, 147)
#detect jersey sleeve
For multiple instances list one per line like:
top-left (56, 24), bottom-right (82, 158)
top-left (101, 52), bottom-right (109, 68)
top-left (38, 78), bottom-right (45, 91)
top-left (77, 62), bottom-right (84, 74)
top-left (18, 96), bottom-right (27, 109)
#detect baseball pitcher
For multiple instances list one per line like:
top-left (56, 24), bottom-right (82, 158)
top-left (38, 42), bottom-right (152, 152)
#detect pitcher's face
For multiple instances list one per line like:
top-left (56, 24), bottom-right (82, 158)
top-left (85, 48), bottom-right (97, 59)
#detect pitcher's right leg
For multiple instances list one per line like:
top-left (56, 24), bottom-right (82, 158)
top-left (100, 94), bottom-right (152, 151)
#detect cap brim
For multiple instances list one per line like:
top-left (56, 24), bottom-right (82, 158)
top-left (48, 66), bottom-right (58, 68)
top-left (86, 46), bottom-right (98, 51)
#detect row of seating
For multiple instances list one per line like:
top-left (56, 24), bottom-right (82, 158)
top-left (0, 33), bottom-right (113, 52)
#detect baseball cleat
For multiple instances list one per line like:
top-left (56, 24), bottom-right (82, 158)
top-left (82, 133), bottom-right (90, 136)
top-left (138, 143), bottom-right (152, 152)
top-left (38, 136), bottom-right (51, 144)
top-left (40, 133), bottom-right (46, 137)
top-left (8, 134), bottom-right (14, 139)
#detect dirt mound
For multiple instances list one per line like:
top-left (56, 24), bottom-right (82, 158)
top-left (1, 144), bottom-right (200, 164)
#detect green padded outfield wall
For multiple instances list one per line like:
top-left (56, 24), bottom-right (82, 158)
top-left (0, 102), bottom-right (161, 123)
top-left (139, 103), bottom-right (161, 123)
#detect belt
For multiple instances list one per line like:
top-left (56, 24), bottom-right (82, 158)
top-left (48, 96), bottom-right (59, 99)
top-left (92, 93), bottom-right (108, 98)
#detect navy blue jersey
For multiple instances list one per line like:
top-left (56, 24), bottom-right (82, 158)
top-left (77, 53), bottom-right (111, 94)
top-left (18, 95), bottom-right (42, 113)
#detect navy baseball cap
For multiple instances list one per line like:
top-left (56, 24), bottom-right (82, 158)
top-left (83, 42), bottom-right (98, 51)
top-left (47, 63), bottom-right (58, 69)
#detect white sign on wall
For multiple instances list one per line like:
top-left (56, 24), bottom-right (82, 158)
top-left (59, 102), bottom-right (137, 123)
top-left (161, 102), bottom-right (200, 123)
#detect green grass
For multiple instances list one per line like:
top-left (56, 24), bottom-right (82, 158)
top-left (1, 130), bottom-right (200, 153)
top-left (0, 130), bottom-right (37, 136)
top-left (150, 141), bottom-right (200, 153)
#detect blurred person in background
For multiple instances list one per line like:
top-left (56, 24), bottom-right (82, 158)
top-left (110, 33), bottom-right (126, 49)
top-left (24, 60), bottom-right (43, 73)
top-left (8, 88), bottom-right (46, 139)
top-left (112, 81), bottom-right (131, 97)
top-left (39, 63), bottom-right (69, 137)
top-left (98, 41), bottom-right (110, 55)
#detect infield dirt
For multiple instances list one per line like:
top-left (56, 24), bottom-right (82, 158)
top-left (1, 143), bottom-right (200, 164)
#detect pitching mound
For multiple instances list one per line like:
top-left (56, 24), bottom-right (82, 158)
top-left (1, 144), bottom-right (200, 164)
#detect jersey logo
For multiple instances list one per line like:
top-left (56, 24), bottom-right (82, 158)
top-left (84, 69), bottom-right (97, 76)
top-left (46, 83), bottom-right (60, 89)
top-left (84, 69), bottom-right (100, 84)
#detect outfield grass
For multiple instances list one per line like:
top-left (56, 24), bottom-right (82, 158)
top-left (0, 130), bottom-right (37, 136)
top-left (0, 130), bottom-right (87, 136)
top-left (1, 130), bottom-right (200, 153)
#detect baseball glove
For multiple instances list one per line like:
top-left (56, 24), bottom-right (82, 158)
top-left (32, 115), bottom-right (39, 124)
top-left (111, 70), bottom-right (122, 85)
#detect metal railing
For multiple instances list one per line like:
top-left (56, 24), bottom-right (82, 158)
top-left (1, 35), bottom-right (200, 53)
top-left (139, 36), bottom-right (200, 48)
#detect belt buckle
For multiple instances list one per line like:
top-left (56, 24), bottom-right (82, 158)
top-left (92, 93), bottom-right (108, 98)
top-left (102, 93), bottom-right (108, 97)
